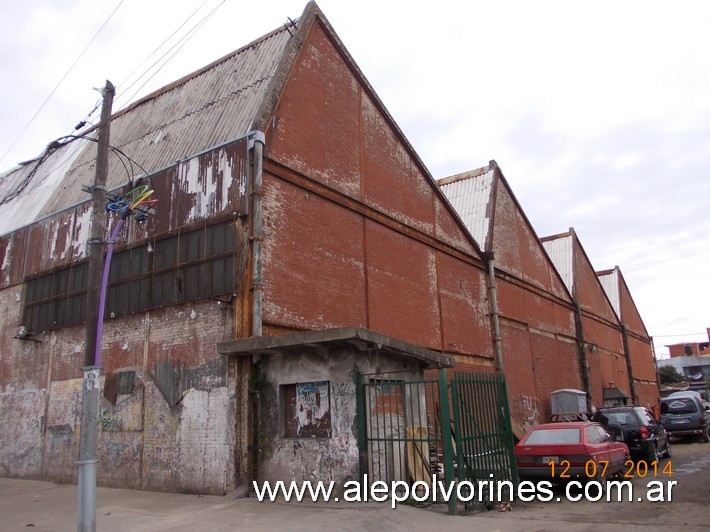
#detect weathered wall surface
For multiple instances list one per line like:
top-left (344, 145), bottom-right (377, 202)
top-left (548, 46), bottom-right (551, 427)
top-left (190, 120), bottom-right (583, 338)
top-left (497, 276), bottom-right (584, 433)
top-left (486, 178), bottom-right (581, 432)
top-left (0, 385), bottom-right (46, 478)
top-left (255, 347), bottom-right (422, 495)
top-left (0, 299), bottom-right (236, 494)
top-left (499, 317), bottom-right (582, 431)
top-left (581, 313), bottom-right (629, 407)
top-left (626, 333), bottom-right (659, 410)
top-left (571, 238), bottom-right (629, 407)
top-left (262, 18), bottom-right (491, 360)
top-left (617, 273), bottom-right (659, 409)
top-left (0, 140), bottom-right (247, 493)
top-left (491, 177), bottom-right (569, 302)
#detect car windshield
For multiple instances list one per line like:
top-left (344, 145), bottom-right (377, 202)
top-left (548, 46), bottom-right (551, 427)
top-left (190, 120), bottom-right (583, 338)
top-left (524, 427), bottom-right (581, 444)
top-left (661, 398), bottom-right (697, 415)
top-left (604, 412), bottom-right (634, 425)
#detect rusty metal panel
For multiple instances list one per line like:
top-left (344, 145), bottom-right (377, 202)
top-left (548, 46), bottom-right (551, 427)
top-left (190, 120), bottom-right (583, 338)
top-left (103, 372), bottom-right (118, 405)
top-left (172, 139), bottom-right (249, 230)
top-left (153, 360), bottom-right (185, 407)
top-left (145, 166), bottom-right (178, 238)
top-left (23, 221), bottom-right (50, 278)
top-left (69, 203), bottom-right (92, 261)
top-left (0, 234), bottom-right (9, 288)
top-left (103, 371), bottom-right (136, 405)
top-left (5, 134), bottom-right (251, 273)
top-left (0, 226), bottom-right (29, 287)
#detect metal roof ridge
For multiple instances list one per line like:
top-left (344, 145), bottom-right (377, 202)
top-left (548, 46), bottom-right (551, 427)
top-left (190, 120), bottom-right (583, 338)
top-left (436, 164), bottom-right (493, 186)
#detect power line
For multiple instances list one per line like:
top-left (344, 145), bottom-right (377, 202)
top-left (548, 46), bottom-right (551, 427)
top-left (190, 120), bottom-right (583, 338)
top-left (0, 0), bottom-right (126, 168)
top-left (115, 0), bottom-right (226, 111)
top-left (113, 0), bottom-right (213, 108)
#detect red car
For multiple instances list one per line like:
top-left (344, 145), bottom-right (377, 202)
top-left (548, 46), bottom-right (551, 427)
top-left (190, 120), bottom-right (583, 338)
top-left (515, 421), bottom-right (629, 482)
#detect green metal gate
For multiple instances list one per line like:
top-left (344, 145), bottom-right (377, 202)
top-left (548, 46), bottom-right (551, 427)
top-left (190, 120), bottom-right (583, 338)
top-left (449, 371), bottom-right (518, 502)
top-left (356, 368), bottom-right (518, 514)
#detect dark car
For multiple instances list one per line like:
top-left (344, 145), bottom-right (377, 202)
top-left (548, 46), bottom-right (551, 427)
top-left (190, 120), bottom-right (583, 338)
top-left (660, 394), bottom-right (710, 443)
top-left (592, 406), bottom-right (670, 463)
top-left (515, 421), bottom-right (629, 482)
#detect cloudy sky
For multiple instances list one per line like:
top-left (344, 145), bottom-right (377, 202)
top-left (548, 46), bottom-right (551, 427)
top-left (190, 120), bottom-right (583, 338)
top-left (1, 1), bottom-right (708, 357)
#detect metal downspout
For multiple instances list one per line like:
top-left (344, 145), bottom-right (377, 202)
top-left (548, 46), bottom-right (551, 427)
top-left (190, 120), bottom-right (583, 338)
top-left (485, 253), bottom-right (504, 371)
top-left (620, 324), bottom-right (638, 404)
top-left (574, 303), bottom-right (593, 409)
top-left (249, 131), bottom-right (266, 338)
top-left (241, 130), bottom-right (265, 490)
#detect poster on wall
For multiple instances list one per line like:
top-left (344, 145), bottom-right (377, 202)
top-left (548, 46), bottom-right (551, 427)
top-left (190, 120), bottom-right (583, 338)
top-left (284, 381), bottom-right (331, 438)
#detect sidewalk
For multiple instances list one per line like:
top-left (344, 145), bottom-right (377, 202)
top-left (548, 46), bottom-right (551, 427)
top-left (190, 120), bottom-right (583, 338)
top-left (0, 477), bottom-right (455, 531)
top-left (0, 476), bottom-right (694, 531)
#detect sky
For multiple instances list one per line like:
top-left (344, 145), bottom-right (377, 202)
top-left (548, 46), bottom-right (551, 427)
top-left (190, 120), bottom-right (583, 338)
top-left (1, 0), bottom-right (709, 358)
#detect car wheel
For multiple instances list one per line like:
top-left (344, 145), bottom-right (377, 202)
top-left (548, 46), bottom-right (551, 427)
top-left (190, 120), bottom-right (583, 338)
top-left (645, 443), bottom-right (660, 464)
top-left (703, 427), bottom-right (710, 443)
top-left (664, 439), bottom-right (672, 459)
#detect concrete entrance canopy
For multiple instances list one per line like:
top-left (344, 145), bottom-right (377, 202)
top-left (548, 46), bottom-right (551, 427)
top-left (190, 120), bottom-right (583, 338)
top-left (217, 326), bottom-right (454, 368)
top-left (218, 327), bottom-right (453, 491)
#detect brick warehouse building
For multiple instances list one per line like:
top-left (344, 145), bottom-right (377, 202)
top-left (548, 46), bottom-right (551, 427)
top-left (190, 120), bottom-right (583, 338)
top-left (542, 230), bottom-right (659, 412)
top-left (597, 266), bottom-right (660, 412)
top-left (438, 162), bottom-right (584, 437)
top-left (0, 2), bottom-right (658, 494)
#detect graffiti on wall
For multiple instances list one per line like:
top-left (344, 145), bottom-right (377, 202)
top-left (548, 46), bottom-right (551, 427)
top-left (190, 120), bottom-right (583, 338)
top-left (513, 393), bottom-right (540, 433)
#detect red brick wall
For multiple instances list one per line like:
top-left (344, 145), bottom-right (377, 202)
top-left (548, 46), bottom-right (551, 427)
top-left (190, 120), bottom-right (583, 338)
top-left (262, 19), bottom-right (490, 358)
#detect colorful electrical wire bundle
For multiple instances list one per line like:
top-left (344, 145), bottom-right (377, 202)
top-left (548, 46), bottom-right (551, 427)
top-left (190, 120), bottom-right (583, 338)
top-left (106, 183), bottom-right (157, 221)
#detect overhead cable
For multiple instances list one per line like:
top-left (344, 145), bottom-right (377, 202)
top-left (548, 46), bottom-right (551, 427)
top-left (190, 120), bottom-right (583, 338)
top-left (0, 0), bottom-right (126, 168)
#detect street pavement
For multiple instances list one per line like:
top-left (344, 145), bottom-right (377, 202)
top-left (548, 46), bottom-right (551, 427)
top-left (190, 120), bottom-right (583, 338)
top-left (1, 472), bottom-right (707, 532)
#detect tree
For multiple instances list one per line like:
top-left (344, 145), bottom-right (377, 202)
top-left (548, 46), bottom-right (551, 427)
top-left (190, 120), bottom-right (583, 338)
top-left (658, 365), bottom-right (685, 385)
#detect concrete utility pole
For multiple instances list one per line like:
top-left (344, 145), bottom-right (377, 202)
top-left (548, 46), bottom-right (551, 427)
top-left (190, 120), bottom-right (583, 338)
top-left (78, 79), bottom-right (114, 532)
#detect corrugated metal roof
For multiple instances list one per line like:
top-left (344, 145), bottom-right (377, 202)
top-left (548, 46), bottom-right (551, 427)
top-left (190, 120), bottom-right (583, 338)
top-left (0, 24), bottom-right (293, 236)
top-left (438, 166), bottom-right (495, 250)
top-left (542, 234), bottom-right (573, 293)
top-left (597, 269), bottom-right (620, 317)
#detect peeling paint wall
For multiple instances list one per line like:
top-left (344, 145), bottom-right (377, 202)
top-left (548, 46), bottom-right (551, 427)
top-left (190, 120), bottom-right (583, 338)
top-left (0, 385), bottom-right (46, 477)
top-left (255, 348), bottom-right (420, 495)
top-left (0, 140), bottom-right (246, 494)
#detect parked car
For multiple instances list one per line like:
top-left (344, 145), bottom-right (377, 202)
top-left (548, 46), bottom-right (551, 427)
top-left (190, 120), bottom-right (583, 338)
top-left (667, 390), bottom-right (706, 399)
top-left (667, 390), bottom-right (710, 408)
top-left (515, 422), bottom-right (629, 482)
top-left (592, 406), bottom-right (670, 463)
top-left (660, 394), bottom-right (710, 442)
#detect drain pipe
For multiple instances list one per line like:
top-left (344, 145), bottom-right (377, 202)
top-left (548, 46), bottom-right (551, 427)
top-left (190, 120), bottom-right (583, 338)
top-left (574, 303), bottom-right (593, 409)
top-left (484, 252), bottom-right (504, 371)
top-left (249, 130), bottom-right (266, 338)
top-left (620, 324), bottom-right (638, 405)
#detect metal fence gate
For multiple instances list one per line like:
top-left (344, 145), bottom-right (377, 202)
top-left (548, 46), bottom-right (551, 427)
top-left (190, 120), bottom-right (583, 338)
top-left (356, 368), bottom-right (518, 514)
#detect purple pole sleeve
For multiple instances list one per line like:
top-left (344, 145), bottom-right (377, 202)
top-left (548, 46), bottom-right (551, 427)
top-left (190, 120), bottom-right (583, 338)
top-left (94, 217), bottom-right (126, 366)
